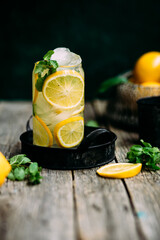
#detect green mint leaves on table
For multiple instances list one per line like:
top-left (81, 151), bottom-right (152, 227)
top-left (127, 140), bottom-right (160, 170)
top-left (7, 154), bottom-right (43, 185)
top-left (35, 50), bottom-right (59, 91)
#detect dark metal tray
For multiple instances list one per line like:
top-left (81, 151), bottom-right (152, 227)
top-left (20, 126), bottom-right (117, 170)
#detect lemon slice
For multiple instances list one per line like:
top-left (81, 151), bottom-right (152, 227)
top-left (32, 63), bottom-right (39, 104)
top-left (54, 116), bottom-right (84, 148)
top-left (97, 163), bottom-right (142, 178)
top-left (33, 115), bottom-right (53, 147)
top-left (71, 98), bottom-right (84, 116)
top-left (33, 93), bottom-right (57, 124)
top-left (42, 70), bottom-right (84, 110)
top-left (33, 74), bottom-right (38, 103)
top-left (72, 105), bottom-right (84, 116)
top-left (0, 152), bottom-right (11, 186)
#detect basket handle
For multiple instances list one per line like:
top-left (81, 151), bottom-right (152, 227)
top-left (26, 115), bottom-right (32, 131)
top-left (78, 128), bottom-right (108, 152)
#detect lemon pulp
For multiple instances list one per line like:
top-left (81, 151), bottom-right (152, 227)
top-left (42, 70), bottom-right (84, 110)
top-left (33, 115), bottom-right (53, 147)
top-left (54, 116), bottom-right (84, 148)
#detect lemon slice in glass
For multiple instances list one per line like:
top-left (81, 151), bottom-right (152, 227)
top-left (72, 105), bottom-right (84, 116)
top-left (54, 116), bottom-right (84, 148)
top-left (97, 163), bottom-right (142, 178)
top-left (32, 71), bottom-right (38, 104)
top-left (33, 115), bottom-right (53, 147)
top-left (71, 98), bottom-right (84, 116)
top-left (42, 70), bottom-right (84, 110)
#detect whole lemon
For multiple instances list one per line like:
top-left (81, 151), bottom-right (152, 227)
top-left (133, 51), bottom-right (160, 84)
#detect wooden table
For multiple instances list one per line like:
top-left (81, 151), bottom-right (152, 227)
top-left (0, 101), bottom-right (160, 240)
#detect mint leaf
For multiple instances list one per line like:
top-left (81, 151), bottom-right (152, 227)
top-left (49, 60), bottom-right (59, 69)
top-left (9, 154), bottom-right (26, 165)
top-left (127, 139), bottom-right (160, 170)
top-left (43, 50), bottom-right (54, 61)
top-left (35, 72), bottom-right (49, 91)
top-left (99, 76), bottom-right (127, 93)
top-left (29, 162), bottom-right (38, 175)
top-left (140, 139), bottom-right (152, 148)
top-left (35, 61), bottom-right (48, 73)
top-left (34, 50), bottom-right (58, 92)
top-left (19, 157), bottom-right (31, 165)
top-left (35, 76), bottom-right (45, 91)
top-left (24, 168), bottom-right (29, 175)
top-left (28, 175), bottom-right (37, 183)
top-left (9, 154), bottom-right (31, 166)
top-left (7, 155), bottom-right (43, 185)
top-left (14, 167), bottom-right (25, 181)
top-left (28, 172), bottom-right (43, 185)
top-left (7, 171), bottom-right (15, 180)
top-left (130, 145), bottom-right (143, 152)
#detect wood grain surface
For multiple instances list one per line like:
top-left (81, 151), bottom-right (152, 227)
top-left (0, 100), bottom-right (160, 240)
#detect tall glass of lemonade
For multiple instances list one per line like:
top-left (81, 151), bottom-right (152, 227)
top-left (32, 48), bottom-right (84, 148)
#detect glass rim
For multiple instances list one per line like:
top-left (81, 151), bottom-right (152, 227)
top-left (58, 62), bottom-right (82, 68)
top-left (34, 61), bottom-right (82, 68)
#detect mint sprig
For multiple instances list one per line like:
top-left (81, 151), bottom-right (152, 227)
top-left (34, 50), bottom-right (58, 91)
top-left (7, 154), bottom-right (43, 185)
top-left (43, 50), bottom-right (54, 61)
top-left (127, 140), bottom-right (160, 170)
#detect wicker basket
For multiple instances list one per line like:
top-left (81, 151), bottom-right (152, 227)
top-left (107, 73), bottom-right (160, 131)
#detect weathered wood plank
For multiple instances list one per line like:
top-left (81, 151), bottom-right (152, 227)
top-left (1, 145), bottom-right (75, 240)
top-left (73, 167), bottom-right (141, 240)
top-left (0, 170), bottom-right (75, 240)
top-left (0, 101), bottom-right (32, 150)
top-left (0, 101), bottom-right (75, 240)
top-left (111, 127), bottom-right (160, 240)
top-left (1, 101), bottom-right (160, 240)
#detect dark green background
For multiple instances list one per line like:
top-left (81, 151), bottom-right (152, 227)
top-left (1, 0), bottom-right (160, 100)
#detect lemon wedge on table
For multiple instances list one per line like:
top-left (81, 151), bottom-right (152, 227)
top-left (97, 163), bottom-right (142, 179)
top-left (33, 115), bottom-right (53, 147)
top-left (42, 70), bottom-right (84, 110)
top-left (54, 116), bottom-right (84, 148)
top-left (0, 152), bottom-right (11, 186)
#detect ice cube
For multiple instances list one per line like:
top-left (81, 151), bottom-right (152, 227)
top-left (50, 48), bottom-right (71, 66)
top-left (50, 47), bottom-right (81, 67)
top-left (68, 52), bottom-right (81, 66)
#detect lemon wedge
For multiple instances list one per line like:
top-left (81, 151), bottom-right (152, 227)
top-left (33, 115), bottom-right (53, 147)
top-left (97, 163), bottom-right (142, 178)
top-left (54, 116), bottom-right (84, 148)
top-left (42, 70), bottom-right (84, 110)
top-left (0, 152), bottom-right (11, 186)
